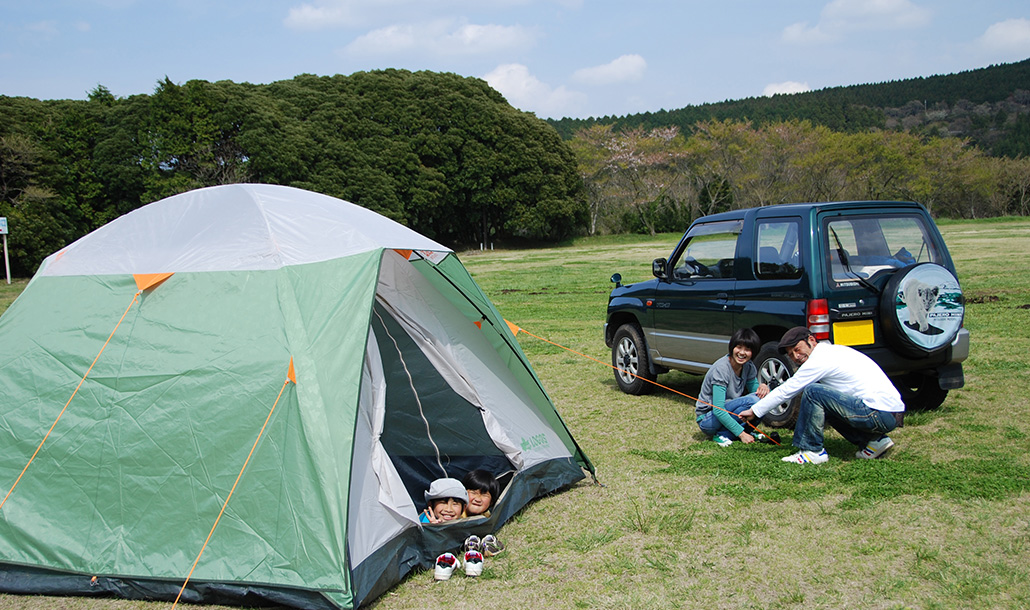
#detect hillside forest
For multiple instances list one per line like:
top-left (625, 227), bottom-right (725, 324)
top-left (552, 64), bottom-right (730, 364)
top-left (2, 61), bottom-right (1030, 276)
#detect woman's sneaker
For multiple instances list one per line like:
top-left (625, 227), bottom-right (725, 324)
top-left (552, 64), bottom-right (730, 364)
top-left (713, 434), bottom-right (733, 447)
top-left (856, 436), bottom-right (894, 459)
top-left (481, 534), bottom-right (505, 557)
top-left (434, 553), bottom-right (459, 581)
top-left (462, 535), bottom-right (482, 554)
top-left (463, 550), bottom-right (484, 577)
top-left (781, 448), bottom-right (829, 464)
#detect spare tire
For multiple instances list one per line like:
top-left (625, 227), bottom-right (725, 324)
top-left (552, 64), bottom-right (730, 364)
top-left (880, 263), bottom-right (964, 359)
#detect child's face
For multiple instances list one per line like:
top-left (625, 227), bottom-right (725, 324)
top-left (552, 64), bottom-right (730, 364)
top-left (466, 489), bottom-right (492, 516)
top-left (731, 344), bottom-right (753, 366)
top-left (431, 498), bottom-right (465, 521)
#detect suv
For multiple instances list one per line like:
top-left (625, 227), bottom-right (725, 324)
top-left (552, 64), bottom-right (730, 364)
top-left (604, 201), bottom-right (968, 427)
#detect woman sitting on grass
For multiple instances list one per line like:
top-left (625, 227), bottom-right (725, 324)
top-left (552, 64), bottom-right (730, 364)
top-left (695, 327), bottom-right (769, 446)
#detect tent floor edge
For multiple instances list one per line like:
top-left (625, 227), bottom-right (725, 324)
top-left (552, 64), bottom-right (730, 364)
top-left (0, 562), bottom-right (351, 610)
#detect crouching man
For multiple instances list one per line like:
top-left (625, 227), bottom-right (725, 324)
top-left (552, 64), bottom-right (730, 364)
top-left (739, 326), bottom-right (905, 464)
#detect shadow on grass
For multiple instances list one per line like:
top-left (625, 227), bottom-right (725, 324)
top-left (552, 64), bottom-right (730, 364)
top-left (633, 438), bottom-right (1030, 506)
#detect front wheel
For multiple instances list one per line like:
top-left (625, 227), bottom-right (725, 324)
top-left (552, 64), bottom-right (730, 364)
top-left (612, 324), bottom-right (656, 395)
top-left (753, 342), bottom-right (799, 428)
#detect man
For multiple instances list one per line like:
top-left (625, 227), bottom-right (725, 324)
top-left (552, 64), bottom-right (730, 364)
top-left (739, 326), bottom-right (904, 464)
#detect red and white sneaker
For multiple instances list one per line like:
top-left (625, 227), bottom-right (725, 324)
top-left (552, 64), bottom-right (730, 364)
top-left (434, 552), bottom-right (459, 581)
top-left (463, 550), bottom-right (484, 577)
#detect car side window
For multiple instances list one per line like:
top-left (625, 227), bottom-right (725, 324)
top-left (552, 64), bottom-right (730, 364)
top-left (670, 220), bottom-right (741, 280)
top-left (754, 220), bottom-right (802, 279)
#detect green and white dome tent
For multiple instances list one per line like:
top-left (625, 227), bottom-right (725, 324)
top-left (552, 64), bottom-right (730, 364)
top-left (0, 183), bottom-right (592, 609)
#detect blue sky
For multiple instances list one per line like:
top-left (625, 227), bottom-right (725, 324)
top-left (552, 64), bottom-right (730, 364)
top-left (2, 0), bottom-right (1029, 120)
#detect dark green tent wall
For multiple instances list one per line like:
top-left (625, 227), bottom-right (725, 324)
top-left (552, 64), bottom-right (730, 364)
top-left (0, 184), bottom-right (591, 608)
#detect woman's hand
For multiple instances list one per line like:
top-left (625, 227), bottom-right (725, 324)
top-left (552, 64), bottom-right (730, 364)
top-left (739, 432), bottom-right (755, 444)
top-left (756, 383), bottom-right (770, 398)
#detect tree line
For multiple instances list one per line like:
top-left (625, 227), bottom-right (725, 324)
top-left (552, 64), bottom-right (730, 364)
top-left (0, 70), bottom-right (585, 276)
top-left (548, 57), bottom-right (1030, 158)
top-left (570, 120), bottom-right (1030, 236)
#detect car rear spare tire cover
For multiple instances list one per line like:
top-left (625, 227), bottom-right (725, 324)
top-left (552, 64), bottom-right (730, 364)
top-left (880, 262), bottom-right (964, 358)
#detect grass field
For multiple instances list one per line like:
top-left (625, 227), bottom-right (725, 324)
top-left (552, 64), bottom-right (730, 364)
top-left (1, 218), bottom-right (1029, 610)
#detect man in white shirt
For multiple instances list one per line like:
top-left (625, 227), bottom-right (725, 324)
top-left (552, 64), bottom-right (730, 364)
top-left (740, 326), bottom-right (904, 464)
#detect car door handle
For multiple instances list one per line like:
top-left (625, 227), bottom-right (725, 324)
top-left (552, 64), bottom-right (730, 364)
top-left (716, 292), bottom-right (729, 302)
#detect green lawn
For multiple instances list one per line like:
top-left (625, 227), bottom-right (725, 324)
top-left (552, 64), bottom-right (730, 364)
top-left (1, 218), bottom-right (1029, 610)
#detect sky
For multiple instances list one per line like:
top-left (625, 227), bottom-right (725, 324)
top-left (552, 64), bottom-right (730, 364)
top-left (2, 0), bottom-right (1030, 121)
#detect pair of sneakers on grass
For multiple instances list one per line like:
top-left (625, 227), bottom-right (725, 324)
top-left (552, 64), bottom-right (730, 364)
top-left (433, 534), bottom-right (506, 581)
top-left (714, 432), bottom-right (895, 464)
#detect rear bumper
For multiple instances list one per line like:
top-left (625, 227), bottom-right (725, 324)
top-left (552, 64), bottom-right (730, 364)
top-left (860, 327), bottom-right (969, 379)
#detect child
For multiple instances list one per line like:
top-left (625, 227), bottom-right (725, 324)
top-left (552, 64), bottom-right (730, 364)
top-left (461, 469), bottom-right (499, 517)
top-left (695, 327), bottom-right (770, 446)
top-left (420, 477), bottom-right (467, 524)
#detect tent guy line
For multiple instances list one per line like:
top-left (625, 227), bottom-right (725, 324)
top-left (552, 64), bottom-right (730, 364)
top-left (508, 323), bottom-right (781, 446)
top-left (0, 280), bottom-right (147, 515)
top-left (172, 357), bottom-right (297, 609)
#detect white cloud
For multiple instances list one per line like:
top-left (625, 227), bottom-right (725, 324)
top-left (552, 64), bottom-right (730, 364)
top-left (345, 20), bottom-right (537, 57)
top-left (572, 54), bottom-right (646, 85)
top-left (764, 81), bottom-right (812, 96)
top-left (782, 21), bottom-right (833, 44)
top-left (978, 18), bottom-right (1030, 56)
top-left (75, 22), bottom-right (91, 32)
top-left (284, 1), bottom-right (360, 30)
top-left (783, 0), bottom-right (931, 43)
top-left (484, 63), bottom-right (585, 118)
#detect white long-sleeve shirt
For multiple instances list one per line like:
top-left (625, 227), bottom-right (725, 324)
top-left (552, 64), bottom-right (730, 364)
top-left (750, 342), bottom-right (904, 418)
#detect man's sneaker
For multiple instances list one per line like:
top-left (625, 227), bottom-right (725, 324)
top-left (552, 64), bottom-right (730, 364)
top-left (462, 535), bottom-right (482, 554)
top-left (856, 436), bottom-right (894, 459)
top-left (713, 434), bottom-right (733, 447)
top-left (463, 550), bottom-right (484, 577)
top-left (757, 431), bottom-right (781, 444)
top-left (781, 449), bottom-right (829, 464)
top-left (434, 552), bottom-right (459, 581)
top-left (481, 534), bottom-right (505, 557)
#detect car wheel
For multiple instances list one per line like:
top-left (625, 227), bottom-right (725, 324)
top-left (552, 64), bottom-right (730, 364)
top-left (880, 263), bottom-right (965, 358)
top-left (612, 324), bottom-right (656, 395)
top-left (753, 342), bottom-right (799, 428)
top-left (891, 372), bottom-right (948, 411)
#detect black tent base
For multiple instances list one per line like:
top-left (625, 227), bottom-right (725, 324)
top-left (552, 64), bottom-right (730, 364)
top-left (0, 563), bottom-right (344, 610)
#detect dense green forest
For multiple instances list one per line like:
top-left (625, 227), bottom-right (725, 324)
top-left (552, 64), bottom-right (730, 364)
top-left (0, 70), bottom-right (584, 276)
top-left (2, 60), bottom-right (1029, 277)
top-left (549, 58), bottom-right (1030, 157)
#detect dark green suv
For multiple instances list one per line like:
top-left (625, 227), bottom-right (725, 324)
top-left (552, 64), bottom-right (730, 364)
top-left (604, 201), bottom-right (968, 427)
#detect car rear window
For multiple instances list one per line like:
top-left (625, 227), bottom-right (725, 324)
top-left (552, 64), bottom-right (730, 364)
top-left (824, 215), bottom-right (942, 287)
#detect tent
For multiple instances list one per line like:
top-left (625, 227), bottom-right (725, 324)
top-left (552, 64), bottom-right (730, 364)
top-left (0, 184), bottom-right (592, 609)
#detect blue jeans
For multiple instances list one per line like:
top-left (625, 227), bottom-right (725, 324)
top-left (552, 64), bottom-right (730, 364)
top-left (792, 385), bottom-right (898, 452)
top-left (698, 394), bottom-right (759, 438)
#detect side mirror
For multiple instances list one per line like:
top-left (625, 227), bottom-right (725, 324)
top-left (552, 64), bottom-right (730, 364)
top-left (652, 258), bottom-right (667, 279)
top-left (610, 273), bottom-right (622, 288)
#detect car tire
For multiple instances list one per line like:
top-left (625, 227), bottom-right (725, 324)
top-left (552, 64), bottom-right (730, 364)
top-left (612, 324), bottom-right (656, 395)
top-left (753, 342), bottom-right (799, 428)
top-left (880, 263), bottom-right (965, 358)
top-left (891, 372), bottom-right (948, 411)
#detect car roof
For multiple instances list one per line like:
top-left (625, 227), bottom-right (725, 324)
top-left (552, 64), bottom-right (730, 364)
top-left (691, 201), bottom-right (927, 224)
